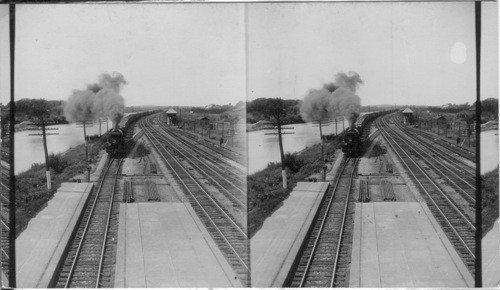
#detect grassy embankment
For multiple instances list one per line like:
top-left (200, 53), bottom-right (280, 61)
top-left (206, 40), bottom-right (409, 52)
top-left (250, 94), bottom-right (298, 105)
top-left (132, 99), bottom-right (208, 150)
top-left (15, 138), bottom-right (103, 236)
top-left (248, 135), bottom-right (343, 238)
top-left (482, 167), bottom-right (499, 237)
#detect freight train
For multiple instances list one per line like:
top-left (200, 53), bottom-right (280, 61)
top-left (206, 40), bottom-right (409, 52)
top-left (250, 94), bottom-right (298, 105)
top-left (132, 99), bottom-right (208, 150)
top-left (105, 110), bottom-right (160, 158)
top-left (341, 110), bottom-right (394, 157)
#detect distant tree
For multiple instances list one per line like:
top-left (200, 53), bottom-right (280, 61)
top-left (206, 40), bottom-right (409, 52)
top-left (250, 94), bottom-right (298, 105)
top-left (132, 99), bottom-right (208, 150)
top-left (262, 98), bottom-right (292, 189)
top-left (481, 98), bottom-right (498, 120)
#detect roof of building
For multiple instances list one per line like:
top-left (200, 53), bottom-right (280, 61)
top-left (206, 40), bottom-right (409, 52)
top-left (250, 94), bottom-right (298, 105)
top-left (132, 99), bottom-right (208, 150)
top-left (402, 108), bottom-right (413, 114)
top-left (166, 108), bottom-right (177, 114)
top-left (434, 115), bottom-right (447, 120)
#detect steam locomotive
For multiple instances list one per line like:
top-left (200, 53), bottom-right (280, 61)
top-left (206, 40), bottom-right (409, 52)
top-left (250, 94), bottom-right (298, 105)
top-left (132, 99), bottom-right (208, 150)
top-left (342, 126), bottom-right (362, 156)
top-left (106, 127), bottom-right (126, 157)
top-left (105, 110), bottom-right (160, 158)
top-left (341, 110), bottom-right (395, 157)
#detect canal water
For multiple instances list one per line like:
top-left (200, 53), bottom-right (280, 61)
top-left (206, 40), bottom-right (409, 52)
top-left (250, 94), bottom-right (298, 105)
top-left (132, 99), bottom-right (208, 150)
top-left (248, 120), bottom-right (349, 174)
top-left (15, 121), bottom-right (110, 174)
top-left (481, 130), bottom-right (499, 174)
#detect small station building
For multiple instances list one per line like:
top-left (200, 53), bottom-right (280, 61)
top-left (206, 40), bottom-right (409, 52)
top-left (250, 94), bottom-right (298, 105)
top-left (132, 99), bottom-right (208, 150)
top-left (402, 108), bottom-right (414, 124)
top-left (165, 108), bottom-right (177, 125)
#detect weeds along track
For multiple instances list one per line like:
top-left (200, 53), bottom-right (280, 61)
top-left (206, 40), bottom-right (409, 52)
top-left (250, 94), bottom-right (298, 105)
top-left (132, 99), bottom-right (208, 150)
top-left (143, 115), bottom-right (246, 212)
top-left (376, 117), bottom-right (475, 275)
top-left (286, 157), bottom-right (358, 288)
top-left (54, 158), bottom-right (122, 288)
top-left (139, 117), bottom-right (250, 286)
top-left (383, 115), bottom-right (475, 206)
top-left (157, 113), bottom-right (246, 167)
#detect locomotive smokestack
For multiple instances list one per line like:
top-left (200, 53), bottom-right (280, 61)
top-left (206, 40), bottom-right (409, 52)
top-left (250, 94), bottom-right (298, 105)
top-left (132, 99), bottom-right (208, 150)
top-left (347, 111), bottom-right (359, 129)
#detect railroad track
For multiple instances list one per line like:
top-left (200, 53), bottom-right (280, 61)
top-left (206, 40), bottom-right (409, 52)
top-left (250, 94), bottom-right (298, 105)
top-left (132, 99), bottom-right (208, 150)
top-left (156, 115), bottom-right (246, 176)
top-left (54, 158), bottom-right (122, 288)
top-left (1, 209), bottom-right (9, 276)
top-left (140, 119), bottom-right (250, 286)
top-left (392, 114), bottom-right (475, 176)
top-left (143, 115), bottom-right (246, 212)
top-left (380, 115), bottom-right (475, 206)
top-left (376, 118), bottom-right (475, 275)
top-left (0, 165), bottom-right (10, 277)
top-left (157, 113), bottom-right (245, 166)
top-left (286, 157), bottom-right (358, 287)
top-left (393, 113), bottom-right (475, 162)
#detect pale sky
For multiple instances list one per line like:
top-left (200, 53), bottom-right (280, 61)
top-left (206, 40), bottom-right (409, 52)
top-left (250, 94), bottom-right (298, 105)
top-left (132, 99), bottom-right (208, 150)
top-left (0, 5), bottom-right (8, 106)
top-left (14, 4), bottom-right (246, 107)
top-left (1, 3), bottom-right (499, 108)
top-left (247, 2), bottom-right (498, 106)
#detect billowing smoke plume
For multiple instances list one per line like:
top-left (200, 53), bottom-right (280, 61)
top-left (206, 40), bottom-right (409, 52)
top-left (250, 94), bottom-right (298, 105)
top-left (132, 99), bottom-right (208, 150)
top-left (64, 72), bottom-right (127, 128)
top-left (300, 71), bottom-right (363, 128)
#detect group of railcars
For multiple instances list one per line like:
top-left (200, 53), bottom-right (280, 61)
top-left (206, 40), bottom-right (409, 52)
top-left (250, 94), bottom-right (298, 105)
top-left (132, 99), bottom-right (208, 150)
top-left (105, 110), bottom-right (160, 157)
top-left (341, 110), bottom-right (394, 157)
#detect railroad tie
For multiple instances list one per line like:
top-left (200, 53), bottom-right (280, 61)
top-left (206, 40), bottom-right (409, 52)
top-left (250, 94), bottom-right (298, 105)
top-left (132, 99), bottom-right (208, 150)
top-left (123, 180), bottom-right (135, 203)
top-left (359, 179), bottom-right (370, 202)
top-left (145, 180), bottom-right (161, 202)
top-left (386, 163), bottom-right (393, 173)
top-left (150, 163), bottom-right (157, 174)
top-left (381, 179), bottom-right (396, 201)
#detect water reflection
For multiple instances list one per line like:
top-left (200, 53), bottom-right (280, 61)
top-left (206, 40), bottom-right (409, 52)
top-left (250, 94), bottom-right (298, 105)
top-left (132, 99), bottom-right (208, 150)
top-left (15, 121), bottom-right (109, 174)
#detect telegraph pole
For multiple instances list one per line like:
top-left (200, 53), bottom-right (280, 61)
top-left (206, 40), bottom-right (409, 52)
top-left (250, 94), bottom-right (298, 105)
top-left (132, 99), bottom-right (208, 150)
top-left (27, 120), bottom-right (59, 190)
top-left (263, 120), bottom-right (294, 189)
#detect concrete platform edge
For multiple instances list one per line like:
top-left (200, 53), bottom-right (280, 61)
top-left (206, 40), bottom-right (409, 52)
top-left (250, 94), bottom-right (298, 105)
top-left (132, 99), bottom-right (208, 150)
top-left (182, 201), bottom-right (244, 287)
top-left (418, 201), bottom-right (474, 287)
top-left (44, 183), bottom-right (94, 288)
top-left (348, 202), bottom-right (362, 287)
top-left (114, 204), bottom-right (127, 288)
top-left (276, 182), bottom-right (330, 287)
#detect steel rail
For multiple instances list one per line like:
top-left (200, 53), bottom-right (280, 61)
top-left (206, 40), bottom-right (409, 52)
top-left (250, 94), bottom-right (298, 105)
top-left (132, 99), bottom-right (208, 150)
top-left (297, 157), bottom-right (357, 287)
top-left (63, 159), bottom-right (117, 288)
top-left (382, 117), bottom-right (475, 202)
top-left (392, 115), bottom-right (475, 177)
top-left (140, 122), bottom-right (248, 272)
top-left (377, 120), bottom-right (475, 260)
top-left (97, 159), bottom-right (122, 285)
top-left (156, 113), bottom-right (245, 167)
top-left (143, 117), bottom-right (246, 208)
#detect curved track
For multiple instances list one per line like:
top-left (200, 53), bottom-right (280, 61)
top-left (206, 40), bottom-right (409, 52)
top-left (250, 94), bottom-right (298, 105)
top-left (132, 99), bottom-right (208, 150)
top-left (394, 114), bottom-right (475, 163)
top-left (286, 157), bottom-right (358, 287)
top-left (55, 158), bottom-right (122, 288)
top-left (139, 116), bottom-right (249, 286)
top-left (375, 115), bottom-right (475, 274)
top-left (158, 113), bottom-right (245, 166)
top-left (144, 115), bottom-right (246, 212)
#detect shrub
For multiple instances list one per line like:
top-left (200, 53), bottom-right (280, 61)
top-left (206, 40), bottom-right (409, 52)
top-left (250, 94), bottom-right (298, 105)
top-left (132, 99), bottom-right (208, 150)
top-left (48, 153), bottom-right (69, 174)
top-left (283, 152), bottom-right (305, 173)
